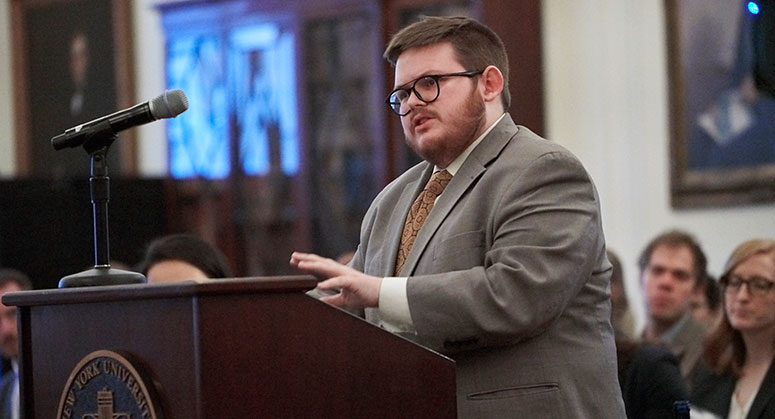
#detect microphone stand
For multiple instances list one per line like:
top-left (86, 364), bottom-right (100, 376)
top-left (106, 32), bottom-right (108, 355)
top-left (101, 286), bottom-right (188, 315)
top-left (59, 120), bottom-right (146, 287)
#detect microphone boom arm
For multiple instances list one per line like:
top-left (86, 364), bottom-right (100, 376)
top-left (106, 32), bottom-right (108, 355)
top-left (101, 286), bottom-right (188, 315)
top-left (51, 103), bottom-right (150, 150)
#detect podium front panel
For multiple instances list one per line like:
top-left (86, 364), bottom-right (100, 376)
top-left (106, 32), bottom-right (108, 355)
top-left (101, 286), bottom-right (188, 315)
top-left (7, 277), bottom-right (457, 418)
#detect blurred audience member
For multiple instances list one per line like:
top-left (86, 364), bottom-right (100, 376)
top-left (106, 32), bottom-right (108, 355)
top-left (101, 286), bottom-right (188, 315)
top-left (608, 249), bottom-right (636, 337)
top-left (610, 249), bottom-right (689, 419)
top-left (138, 234), bottom-right (233, 284)
top-left (691, 239), bottom-right (775, 418)
top-left (639, 229), bottom-right (708, 381)
top-left (690, 274), bottom-right (723, 329)
top-left (0, 269), bottom-right (32, 419)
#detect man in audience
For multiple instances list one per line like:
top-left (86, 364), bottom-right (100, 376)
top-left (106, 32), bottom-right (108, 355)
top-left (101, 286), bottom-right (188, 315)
top-left (0, 269), bottom-right (33, 419)
top-left (609, 249), bottom-right (688, 419)
top-left (639, 229), bottom-right (708, 381)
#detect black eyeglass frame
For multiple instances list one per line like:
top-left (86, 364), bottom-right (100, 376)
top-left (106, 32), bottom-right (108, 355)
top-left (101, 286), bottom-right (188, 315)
top-left (385, 70), bottom-right (484, 116)
top-left (721, 274), bottom-right (775, 297)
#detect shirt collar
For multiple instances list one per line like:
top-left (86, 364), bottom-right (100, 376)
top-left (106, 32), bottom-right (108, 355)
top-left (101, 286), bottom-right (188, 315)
top-left (437, 113), bottom-right (506, 175)
top-left (661, 313), bottom-right (691, 345)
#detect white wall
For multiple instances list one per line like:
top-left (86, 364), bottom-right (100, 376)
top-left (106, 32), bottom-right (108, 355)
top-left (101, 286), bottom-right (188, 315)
top-left (542, 0), bottom-right (775, 329)
top-left (0, 1), bottom-right (773, 326)
top-left (133, 0), bottom-right (172, 176)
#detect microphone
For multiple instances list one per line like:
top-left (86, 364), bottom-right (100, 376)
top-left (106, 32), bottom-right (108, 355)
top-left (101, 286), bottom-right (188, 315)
top-left (51, 89), bottom-right (189, 150)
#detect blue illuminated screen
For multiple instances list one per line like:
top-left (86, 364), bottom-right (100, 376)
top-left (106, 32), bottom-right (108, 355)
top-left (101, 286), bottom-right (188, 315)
top-left (165, 22), bottom-right (298, 179)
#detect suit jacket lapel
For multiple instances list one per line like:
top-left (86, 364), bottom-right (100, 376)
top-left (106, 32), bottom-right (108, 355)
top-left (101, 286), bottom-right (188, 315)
top-left (747, 360), bottom-right (775, 419)
top-left (400, 115), bottom-right (519, 276)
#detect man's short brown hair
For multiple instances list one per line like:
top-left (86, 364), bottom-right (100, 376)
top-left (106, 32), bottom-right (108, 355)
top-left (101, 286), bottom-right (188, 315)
top-left (638, 229), bottom-right (708, 287)
top-left (384, 16), bottom-right (510, 111)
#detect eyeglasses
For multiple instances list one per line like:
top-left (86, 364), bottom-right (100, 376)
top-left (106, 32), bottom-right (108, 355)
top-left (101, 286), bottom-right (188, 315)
top-left (721, 274), bottom-right (775, 297)
top-left (385, 70), bottom-right (484, 116)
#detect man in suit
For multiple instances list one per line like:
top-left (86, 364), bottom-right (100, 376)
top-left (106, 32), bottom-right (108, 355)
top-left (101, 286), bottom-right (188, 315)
top-left (639, 229), bottom-right (709, 382)
top-left (291, 16), bottom-right (625, 418)
top-left (0, 269), bottom-right (32, 419)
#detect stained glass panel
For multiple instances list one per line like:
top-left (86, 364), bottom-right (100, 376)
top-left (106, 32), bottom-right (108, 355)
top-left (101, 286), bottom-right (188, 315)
top-left (230, 23), bottom-right (299, 176)
top-left (166, 35), bottom-right (230, 179)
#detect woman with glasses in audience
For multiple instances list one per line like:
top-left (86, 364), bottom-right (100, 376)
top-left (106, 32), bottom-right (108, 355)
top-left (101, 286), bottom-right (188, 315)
top-left (691, 239), bottom-right (775, 419)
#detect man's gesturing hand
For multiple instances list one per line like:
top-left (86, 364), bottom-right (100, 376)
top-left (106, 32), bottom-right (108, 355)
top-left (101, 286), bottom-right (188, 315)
top-left (290, 252), bottom-right (382, 308)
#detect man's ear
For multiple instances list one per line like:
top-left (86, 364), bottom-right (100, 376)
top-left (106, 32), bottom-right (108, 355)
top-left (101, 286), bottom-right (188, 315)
top-left (480, 65), bottom-right (504, 103)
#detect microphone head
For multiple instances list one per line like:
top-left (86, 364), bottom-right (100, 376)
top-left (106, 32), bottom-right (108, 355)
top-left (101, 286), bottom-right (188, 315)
top-left (148, 89), bottom-right (189, 119)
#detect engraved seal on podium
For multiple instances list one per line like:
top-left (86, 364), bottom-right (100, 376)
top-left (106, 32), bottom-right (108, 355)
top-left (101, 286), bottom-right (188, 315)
top-left (57, 350), bottom-right (162, 419)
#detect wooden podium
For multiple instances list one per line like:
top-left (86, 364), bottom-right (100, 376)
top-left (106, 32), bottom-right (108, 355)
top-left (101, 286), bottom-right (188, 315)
top-left (4, 276), bottom-right (457, 418)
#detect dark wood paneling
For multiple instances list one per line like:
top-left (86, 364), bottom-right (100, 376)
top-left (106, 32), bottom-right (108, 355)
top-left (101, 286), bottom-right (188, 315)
top-left (0, 179), bottom-right (169, 288)
top-left (482, 0), bottom-right (544, 136)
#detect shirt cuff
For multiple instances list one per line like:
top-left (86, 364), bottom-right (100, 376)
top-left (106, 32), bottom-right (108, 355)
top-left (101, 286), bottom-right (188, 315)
top-left (378, 276), bottom-right (415, 333)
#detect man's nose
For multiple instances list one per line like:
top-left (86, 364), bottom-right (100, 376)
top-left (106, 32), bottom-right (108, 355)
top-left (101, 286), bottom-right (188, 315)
top-left (655, 274), bottom-right (676, 289)
top-left (404, 89), bottom-right (426, 110)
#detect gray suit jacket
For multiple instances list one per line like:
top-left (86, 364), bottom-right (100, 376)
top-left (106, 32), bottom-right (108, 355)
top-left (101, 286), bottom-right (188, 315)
top-left (664, 315), bottom-right (707, 383)
top-left (350, 115), bottom-right (625, 418)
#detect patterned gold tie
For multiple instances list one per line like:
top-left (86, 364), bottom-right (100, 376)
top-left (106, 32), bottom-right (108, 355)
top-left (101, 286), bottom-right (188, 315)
top-left (395, 170), bottom-right (453, 275)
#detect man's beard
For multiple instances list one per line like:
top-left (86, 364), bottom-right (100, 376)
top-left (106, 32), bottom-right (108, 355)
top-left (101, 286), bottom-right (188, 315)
top-left (405, 87), bottom-right (486, 168)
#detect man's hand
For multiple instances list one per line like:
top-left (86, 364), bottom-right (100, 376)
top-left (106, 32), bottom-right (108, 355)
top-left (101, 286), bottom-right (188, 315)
top-left (290, 252), bottom-right (382, 308)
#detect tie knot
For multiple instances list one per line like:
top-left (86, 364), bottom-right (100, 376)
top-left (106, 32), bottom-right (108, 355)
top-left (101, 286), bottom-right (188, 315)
top-left (427, 170), bottom-right (452, 196)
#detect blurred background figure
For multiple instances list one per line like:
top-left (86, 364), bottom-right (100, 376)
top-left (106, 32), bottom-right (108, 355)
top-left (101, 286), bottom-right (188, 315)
top-left (0, 269), bottom-right (32, 419)
top-left (608, 249), bottom-right (636, 337)
top-left (138, 234), bottom-right (233, 284)
top-left (638, 229), bottom-right (709, 382)
top-left (690, 274), bottom-right (723, 329)
top-left (68, 31), bottom-right (90, 121)
top-left (608, 249), bottom-right (689, 419)
top-left (691, 239), bottom-right (775, 419)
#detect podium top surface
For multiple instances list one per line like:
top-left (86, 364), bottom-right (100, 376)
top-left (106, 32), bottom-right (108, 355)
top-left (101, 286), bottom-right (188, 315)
top-left (2, 275), bottom-right (318, 307)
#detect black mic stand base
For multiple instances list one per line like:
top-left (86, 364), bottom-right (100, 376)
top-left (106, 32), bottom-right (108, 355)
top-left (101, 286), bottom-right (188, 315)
top-left (59, 267), bottom-right (146, 288)
top-left (57, 122), bottom-right (147, 288)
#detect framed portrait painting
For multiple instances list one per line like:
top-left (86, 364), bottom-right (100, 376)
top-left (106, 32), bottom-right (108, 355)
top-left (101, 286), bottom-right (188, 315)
top-left (666, 0), bottom-right (775, 207)
top-left (11, 0), bottom-right (136, 178)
